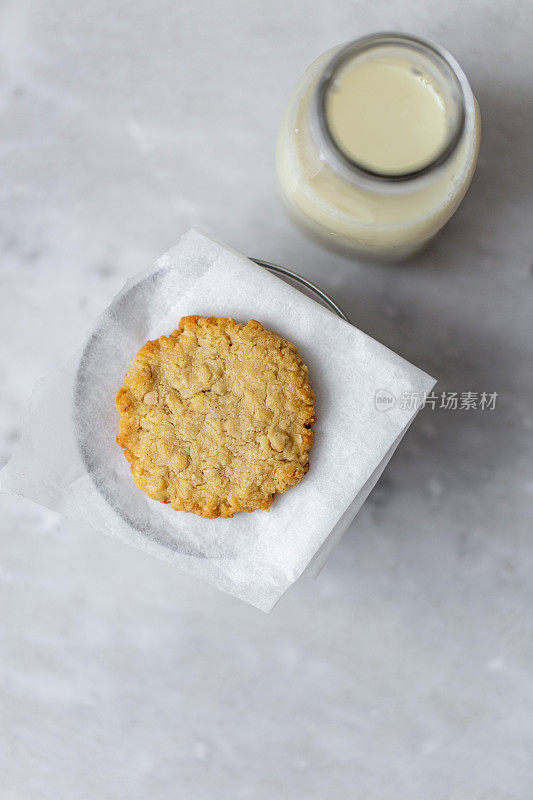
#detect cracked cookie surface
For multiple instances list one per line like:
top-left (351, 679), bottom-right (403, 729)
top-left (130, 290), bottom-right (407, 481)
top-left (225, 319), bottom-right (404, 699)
top-left (115, 316), bottom-right (316, 518)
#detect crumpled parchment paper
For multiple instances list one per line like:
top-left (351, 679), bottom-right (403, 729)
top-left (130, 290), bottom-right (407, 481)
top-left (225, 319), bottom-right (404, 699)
top-left (0, 230), bottom-right (436, 611)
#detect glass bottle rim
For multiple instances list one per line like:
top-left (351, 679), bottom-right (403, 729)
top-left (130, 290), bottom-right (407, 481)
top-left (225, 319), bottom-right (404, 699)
top-left (311, 32), bottom-right (470, 186)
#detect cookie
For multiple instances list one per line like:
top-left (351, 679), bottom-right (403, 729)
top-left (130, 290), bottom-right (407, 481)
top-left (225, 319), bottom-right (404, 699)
top-left (115, 316), bottom-right (316, 518)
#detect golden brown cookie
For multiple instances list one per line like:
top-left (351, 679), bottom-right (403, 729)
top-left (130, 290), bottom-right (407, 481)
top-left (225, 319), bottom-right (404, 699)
top-left (115, 316), bottom-right (315, 518)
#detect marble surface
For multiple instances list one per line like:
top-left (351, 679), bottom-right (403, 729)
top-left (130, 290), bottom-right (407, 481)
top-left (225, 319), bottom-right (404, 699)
top-left (1, 0), bottom-right (532, 797)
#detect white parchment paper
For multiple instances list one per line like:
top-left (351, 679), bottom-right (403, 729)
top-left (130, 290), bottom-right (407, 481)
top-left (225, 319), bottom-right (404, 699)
top-left (0, 230), bottom-right (436, 611)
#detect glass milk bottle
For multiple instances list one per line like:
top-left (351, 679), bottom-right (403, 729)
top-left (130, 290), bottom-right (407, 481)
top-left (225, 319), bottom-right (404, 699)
top-left (276, 33), bottom-right (481, 260)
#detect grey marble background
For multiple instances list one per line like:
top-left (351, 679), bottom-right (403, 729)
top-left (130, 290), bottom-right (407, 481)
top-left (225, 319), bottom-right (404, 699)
top-left (1, 0), bottom-right (532, 798)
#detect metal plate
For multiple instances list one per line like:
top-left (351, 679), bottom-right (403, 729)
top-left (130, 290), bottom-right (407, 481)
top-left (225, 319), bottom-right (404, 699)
top-left (252, 259), bottom-right (348, 321)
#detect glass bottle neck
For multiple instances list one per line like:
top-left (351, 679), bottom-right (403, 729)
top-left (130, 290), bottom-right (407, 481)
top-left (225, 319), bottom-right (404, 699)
top-left (310, 33), bottom-right (471, 193)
